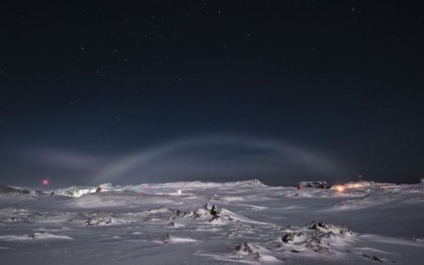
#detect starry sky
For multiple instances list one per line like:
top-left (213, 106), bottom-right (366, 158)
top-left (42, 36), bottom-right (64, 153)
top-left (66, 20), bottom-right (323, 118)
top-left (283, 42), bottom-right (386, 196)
top-left (1, 1), bottom-right (423, 187)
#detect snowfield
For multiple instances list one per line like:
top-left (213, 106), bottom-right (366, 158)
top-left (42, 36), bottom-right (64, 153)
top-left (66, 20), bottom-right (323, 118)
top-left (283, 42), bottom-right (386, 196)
top-left (0, 180), bottom-right (423, 264)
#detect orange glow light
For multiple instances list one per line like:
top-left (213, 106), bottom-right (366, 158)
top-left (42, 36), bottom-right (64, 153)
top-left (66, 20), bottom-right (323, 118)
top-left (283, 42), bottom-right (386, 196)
top-left (335, 185), bottom-right (345, 192)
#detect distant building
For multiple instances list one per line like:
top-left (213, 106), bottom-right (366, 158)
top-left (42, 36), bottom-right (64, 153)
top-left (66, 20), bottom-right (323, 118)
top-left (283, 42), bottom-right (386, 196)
top-left (299, 181), bottom-right (330, 189)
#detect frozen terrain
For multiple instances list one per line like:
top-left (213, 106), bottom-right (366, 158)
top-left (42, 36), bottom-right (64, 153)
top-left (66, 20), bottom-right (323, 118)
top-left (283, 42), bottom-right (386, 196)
top-left (0, 180), bottom-right (423, 264)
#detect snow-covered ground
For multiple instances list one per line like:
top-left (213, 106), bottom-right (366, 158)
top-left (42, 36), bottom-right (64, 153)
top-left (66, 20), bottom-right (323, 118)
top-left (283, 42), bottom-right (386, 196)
top-left (0, 179), bottom-right (423, 264)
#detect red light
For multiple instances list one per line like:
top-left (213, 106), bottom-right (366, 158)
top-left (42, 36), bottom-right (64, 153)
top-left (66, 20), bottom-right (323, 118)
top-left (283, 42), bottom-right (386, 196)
top-left (42, 179), bottom-right (49, 185)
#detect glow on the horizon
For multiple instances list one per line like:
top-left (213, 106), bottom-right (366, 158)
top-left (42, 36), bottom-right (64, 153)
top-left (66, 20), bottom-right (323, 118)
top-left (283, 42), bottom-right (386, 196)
top-left (95, 135), bottom-right (344, 183)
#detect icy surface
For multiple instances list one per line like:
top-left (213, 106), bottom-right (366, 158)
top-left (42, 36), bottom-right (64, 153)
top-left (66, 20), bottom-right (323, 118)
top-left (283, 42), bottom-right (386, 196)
top-left (0, 180), bottom-right (423, 264)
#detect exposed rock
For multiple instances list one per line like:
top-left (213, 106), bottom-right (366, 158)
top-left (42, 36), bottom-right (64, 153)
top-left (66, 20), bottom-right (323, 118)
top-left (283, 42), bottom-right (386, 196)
top-left (234, 243), bottom-right (261, 261)
top-left (86, 214), bottom-right (112, 226)
top-left (162, 234), bottom-right (170, 243)
top-left (235, 242), bottom-right (255, 254)
top-left (282, 225), bottom-right (299, 232)
top-left (281, 221), bottom-right (353, 254)
top-left (0, 184), bottom-right (30, 194)
top-left (309, 221), bottom-right (352, 236)
top-left (210, 205), bottom-right (221, 216)
top-left (363, 254), bottom-right (383, 262)
top-left (282, 233), bottom-right (295, 243)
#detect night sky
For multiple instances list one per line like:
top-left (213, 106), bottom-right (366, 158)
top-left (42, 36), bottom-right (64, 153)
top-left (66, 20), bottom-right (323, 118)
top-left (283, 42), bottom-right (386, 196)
top-left (1, 1), bottom-right (423, 187)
